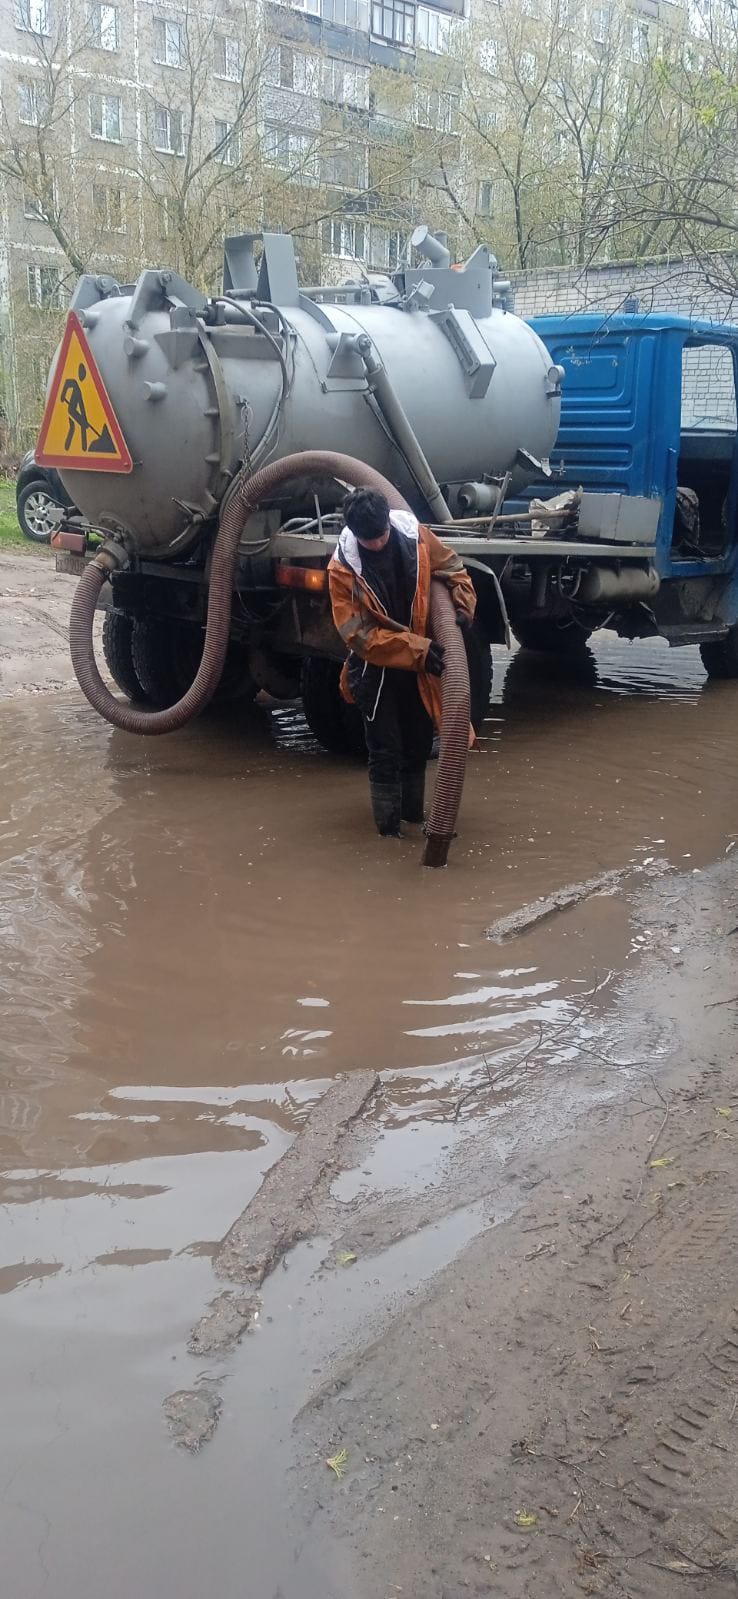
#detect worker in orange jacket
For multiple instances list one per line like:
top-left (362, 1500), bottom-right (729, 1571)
top-left (328, 488), bottom-right (476, 837)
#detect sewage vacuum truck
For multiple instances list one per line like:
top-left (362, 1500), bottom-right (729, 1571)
top-left (41, 222), bottom-right (738, 752)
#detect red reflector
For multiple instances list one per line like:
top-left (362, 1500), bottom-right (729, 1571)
top-left (276, 564), bottom-right (328, 593)
top-left (51, 530), bottom-right (86, 554)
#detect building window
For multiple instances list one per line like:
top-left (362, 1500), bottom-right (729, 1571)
top-left (27, 264), bottom-right (65, 309)
top-left (89, 91), bottom-right (122, 140)
top-left (280, 0), bottom-right (321, 12)
top-left (158, 193), bottom-right (178, 236)
top-left (153, 103), bottom-right (184, 153)
top-left (416, 5), bottom-right (453, 52)
top-left (415, 86), bottom-right (458, 132)
top-left (33, 353), bottom-right (50, 401)
top-left (93, 183), bottom-right (125, 231)
top-left (321, 145), bottom-right (367, 188)
top-left (87, 2), bottom-right (118, 49)
top-left (478, 107), bottom-right (499, 133)
top-left (476, 180), bottom-right (496, 217)
top-left (322, 56), bottom-right (369, 108)
top-left (263, 125), bottom-right (319, 178)
top-left (479, 37), bottom-right (498, 73)
top-left (265, 45), bottom-right (321, 93)
top-left (214, 32), bottom-right (240, 80)
top-left (629, 19), bottom-right (648, 59)
top-left (323, 0), bottom-right (369, 22)
top-left (15, 0), bottom-right (49, 33)
top-left (556, 0), bottom-right (574, 27)
top-left (519, 50), bottom-right (537, 81)
top-left (323, 217), bottom-right (366, 258)
top-left (153, 17), bottom-right (183, 67)
top-left (371, 0), bottom-right (415, 48)
top-left (214, 119), bottom-right (239, 165)
top-left (590, 6), bottom-right (608, 43)
top-left (18, 80), bottom-right (48, 126)
top-left (23, 183), bottom-right (56, 220)
top-left (368, 225), bottom-right (405, 271)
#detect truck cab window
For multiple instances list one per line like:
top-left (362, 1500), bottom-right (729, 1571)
top-left (675, 343), bottom-right (737, 559)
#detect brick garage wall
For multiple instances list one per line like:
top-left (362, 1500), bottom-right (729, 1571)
top-left (512, 255), bottom-right (738, 427)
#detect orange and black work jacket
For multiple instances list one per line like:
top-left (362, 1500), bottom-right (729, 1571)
top-left (328, 509), bottom-right (476, 729)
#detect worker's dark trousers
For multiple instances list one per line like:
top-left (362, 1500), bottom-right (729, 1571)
top-left (363, 670), bottom-right (434, 836)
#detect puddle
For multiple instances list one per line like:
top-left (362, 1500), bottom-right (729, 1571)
top-left (1, 632), bottom-right (737, 1595)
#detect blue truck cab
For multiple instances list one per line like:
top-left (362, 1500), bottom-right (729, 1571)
top-left (525, 311), bottom-right (738, 675)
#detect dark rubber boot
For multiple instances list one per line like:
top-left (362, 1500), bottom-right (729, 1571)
top-left (401, 768), bottom-right (426, 825)
top-left (370, 779), bottom-right (403, 837)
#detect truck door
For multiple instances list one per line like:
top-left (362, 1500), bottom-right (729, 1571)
top-left (672, 340), bottom-right (737, 564)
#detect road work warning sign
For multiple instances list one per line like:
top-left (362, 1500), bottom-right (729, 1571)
top-left (36, 312), bottom-right (133, 473)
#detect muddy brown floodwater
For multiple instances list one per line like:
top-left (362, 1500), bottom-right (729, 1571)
top-left (1, 630), bottom-right (737, 1598)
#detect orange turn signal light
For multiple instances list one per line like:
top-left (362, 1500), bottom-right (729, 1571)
top-left (51, 530), bottom-right (86, 554)
top-left (276, 563), bottom-right (328, 594)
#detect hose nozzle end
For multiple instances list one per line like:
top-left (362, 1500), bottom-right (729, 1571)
top-left (422, 833), bottom-right (453, 869)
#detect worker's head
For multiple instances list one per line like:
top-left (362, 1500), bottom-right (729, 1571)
top-left (343, 488), bottom-right (391, 551)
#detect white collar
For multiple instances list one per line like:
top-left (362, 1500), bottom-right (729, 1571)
top-left (336, 509), bottom-right (419, 577)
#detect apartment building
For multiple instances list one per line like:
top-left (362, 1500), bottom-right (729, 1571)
top-left (0, 0), bottom-right (694, 442)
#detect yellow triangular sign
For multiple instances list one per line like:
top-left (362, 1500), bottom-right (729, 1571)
top-left (36, 312), bottom-right (132, 473)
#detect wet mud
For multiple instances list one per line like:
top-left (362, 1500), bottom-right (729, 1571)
top-left (2, 616), bottom-right (738, 1597)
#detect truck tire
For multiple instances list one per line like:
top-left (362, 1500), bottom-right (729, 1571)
top-left (700, 630), bottom-right (738, 680)
top-left (513, 619), bottom-right (592, 653)
top-left (466, 619), bottom-right (493, 733)
top-left (131, 617), bottom-right (183, 708)
top-left (300, 658), bottom-right (367, 758)
top-left (131, 617), bottom-right (258, 708)
top-left (102, 609), bottom-right (149, 702)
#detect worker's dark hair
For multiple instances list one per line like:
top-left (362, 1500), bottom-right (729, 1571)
top-left (343, 488), bottom-right (391, 543)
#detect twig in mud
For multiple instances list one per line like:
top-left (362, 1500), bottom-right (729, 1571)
top-left (645, 1078), bottom-right (670, 1167)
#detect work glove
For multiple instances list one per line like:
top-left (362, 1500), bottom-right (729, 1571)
top-left (425, 641), bottom-right (446, 676)
top-left (455, 609), bottom-right (473, 633)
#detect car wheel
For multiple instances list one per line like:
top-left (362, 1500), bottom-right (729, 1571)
top-left (17, 479), bottom-right (65, 543)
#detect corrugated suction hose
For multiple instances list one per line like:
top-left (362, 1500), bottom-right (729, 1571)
top-left (423, 581), bottom-right (471, 869)
top-left (69, 451), bottom-right (407, 736)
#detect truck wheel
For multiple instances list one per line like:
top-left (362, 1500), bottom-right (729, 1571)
top-left (300, 658), bottom-right (367, 758)
top-left (102, 609), bottom-right (149, 702)
top-left (131, 617), bottom-right (183, 708)
top-left (513, 619), bottom-right (592, 653)
top-left (700, 630), bottom-right (738, 680)
top-left (466, 620), bottom-right (493, 733)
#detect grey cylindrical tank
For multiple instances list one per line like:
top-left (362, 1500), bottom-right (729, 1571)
top-left (57, 238), bottom-right (560, 558)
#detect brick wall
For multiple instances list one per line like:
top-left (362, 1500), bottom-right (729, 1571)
top-left (513, 255), bottom-right (738, 428)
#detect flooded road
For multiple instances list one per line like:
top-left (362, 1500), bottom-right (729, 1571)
top-left (2, 632), bottom-right (737, 1597)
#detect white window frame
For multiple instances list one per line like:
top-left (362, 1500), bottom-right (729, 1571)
top-left (15, 0), bottom-right (50, 36)
top-left (367, 224), bottom-right (406, 271)
top-left (323, 216), bottom-right (367, 258)
top-left (27, 263), bottom-right (65, 310)
top-left (322, 56), bottom-right (369, 108)
top-left (92, 182), bottom-right (126, 232)
top-left (153, 17), bottom-right (183, 68)
top-left (280, 0), bottom-right (321, 13)
top-left (476, 179), bottom-right (496, 217)
top-left (416, 5), bottom-right (453, 53)
top-left (519, 50), bottom-right (537, 81)
top-left (214, 118), bottom-right (239, 166)
top-left (479, 38), bottom-right (498, 74)
top-left (89, 91), bottom-right (122, 142)
top-left (590, 5), bottom-right (608, 44)
top-left (87, 2), bottom-right (119, 50)
top-left (213, 32), bottom-right (240, 81)
top-left (322, 0), bottom-right (369, 22)
top-left (23, 180), bottom-right (57, 220)
top-left (33, 352), bottom-right (50, 400)
top-left (18, 80), bottom-right (47, 126)
top-left (153, 102), bottom-right (184, 154)
top-left (263, 125), bottom-right (320, 179)
top-left (415, 85), bottom-right (458, 132)
top-left (556, 0), bottom-right (574, 28)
